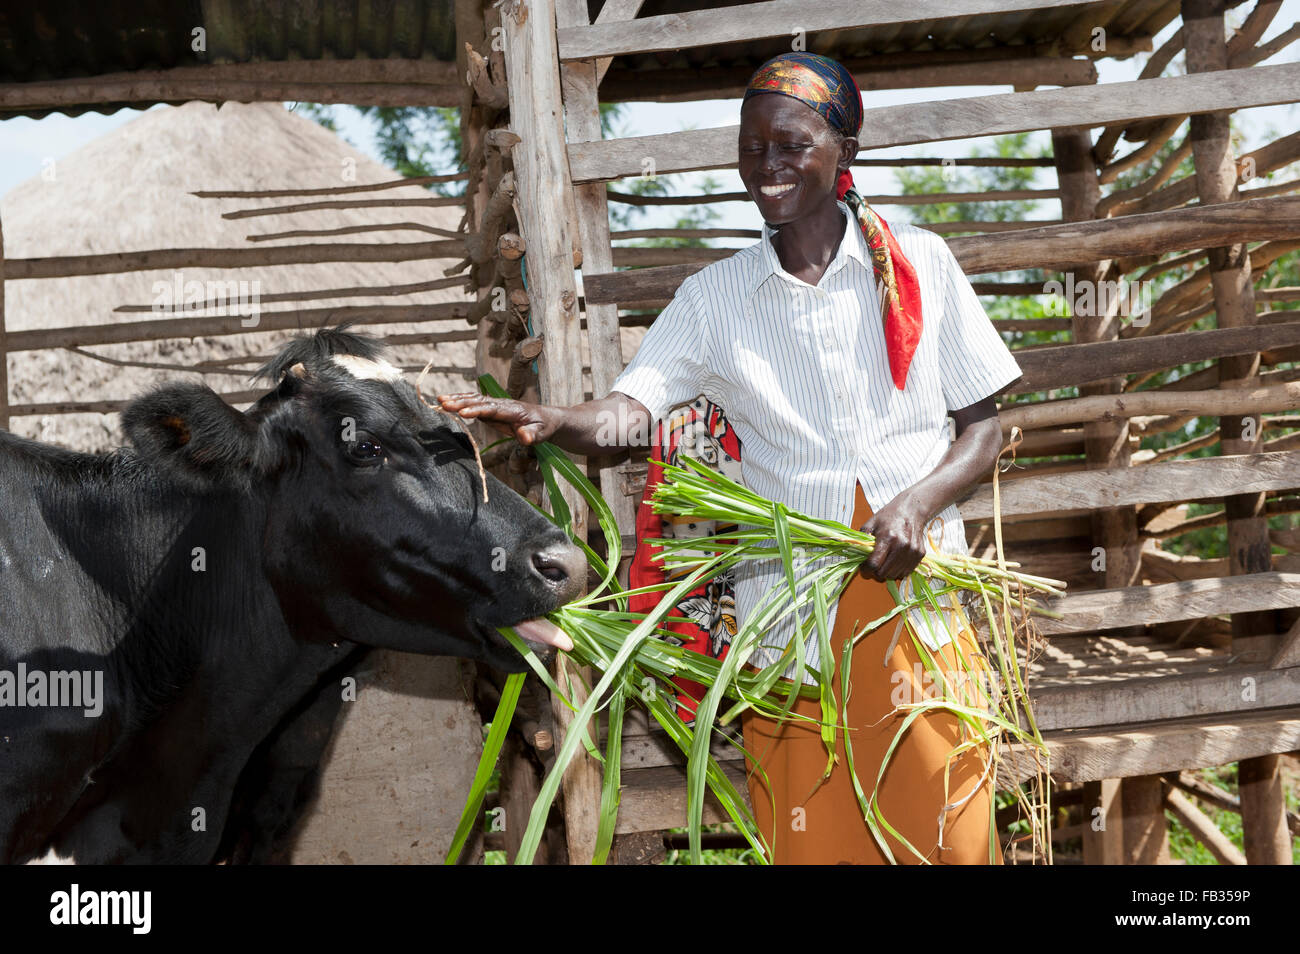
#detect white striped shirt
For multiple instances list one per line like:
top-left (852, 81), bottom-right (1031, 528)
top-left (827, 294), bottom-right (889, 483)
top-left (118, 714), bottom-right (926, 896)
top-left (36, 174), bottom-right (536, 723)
top-left (613, 200), bottom-right (1022, 682)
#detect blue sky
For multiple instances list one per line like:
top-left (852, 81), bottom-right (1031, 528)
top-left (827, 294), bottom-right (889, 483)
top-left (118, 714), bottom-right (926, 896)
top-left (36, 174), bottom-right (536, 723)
top-left (2, 6), bottom-right (1296, 239)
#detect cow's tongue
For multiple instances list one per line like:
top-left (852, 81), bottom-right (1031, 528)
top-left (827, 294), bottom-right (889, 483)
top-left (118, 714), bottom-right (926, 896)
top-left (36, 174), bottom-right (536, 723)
top-left (513, 617), bottom-right (573, 652)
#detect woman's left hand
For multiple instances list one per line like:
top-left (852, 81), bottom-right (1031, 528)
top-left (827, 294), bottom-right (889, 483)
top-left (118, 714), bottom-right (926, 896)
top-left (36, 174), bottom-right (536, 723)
top-left (859, 492), bottom-right (929, 582)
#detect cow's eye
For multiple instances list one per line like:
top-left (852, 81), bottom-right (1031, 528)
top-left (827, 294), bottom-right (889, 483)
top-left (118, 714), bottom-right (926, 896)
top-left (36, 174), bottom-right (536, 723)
top-left (347, 438), bottom-right (384, 464)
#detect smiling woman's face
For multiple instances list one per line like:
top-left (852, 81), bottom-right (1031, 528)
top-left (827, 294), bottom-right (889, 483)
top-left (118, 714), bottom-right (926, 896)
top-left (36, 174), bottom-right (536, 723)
top-left (738, 93), bottom-right (852, 228)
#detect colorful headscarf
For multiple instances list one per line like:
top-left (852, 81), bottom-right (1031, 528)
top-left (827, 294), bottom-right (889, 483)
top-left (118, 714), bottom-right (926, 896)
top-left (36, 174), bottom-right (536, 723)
top-left (743, 53), bottom-right (923, 391)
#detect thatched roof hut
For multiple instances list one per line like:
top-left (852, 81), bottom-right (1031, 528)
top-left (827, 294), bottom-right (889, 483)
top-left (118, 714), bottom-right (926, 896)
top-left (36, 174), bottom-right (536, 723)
top-left (1, 99), bottom-right (474, 451)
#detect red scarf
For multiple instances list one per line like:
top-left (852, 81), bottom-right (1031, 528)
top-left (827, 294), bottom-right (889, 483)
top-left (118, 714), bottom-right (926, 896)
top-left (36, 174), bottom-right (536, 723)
top-left (838, 172), bottom-right (924, 390)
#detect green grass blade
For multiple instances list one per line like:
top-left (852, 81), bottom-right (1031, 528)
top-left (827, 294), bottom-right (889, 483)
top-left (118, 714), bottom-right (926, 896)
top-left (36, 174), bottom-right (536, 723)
top-left (444, 671), bottom-right (525, 864)
top-left (591, 682), bottom-right (627, 865)
top-left (514, 553), bottom-right (732, 864)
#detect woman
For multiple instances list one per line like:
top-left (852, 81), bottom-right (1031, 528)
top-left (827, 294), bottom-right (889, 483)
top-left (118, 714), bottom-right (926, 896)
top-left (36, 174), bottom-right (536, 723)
top-left (439, 52), bottom-right (1022, 864)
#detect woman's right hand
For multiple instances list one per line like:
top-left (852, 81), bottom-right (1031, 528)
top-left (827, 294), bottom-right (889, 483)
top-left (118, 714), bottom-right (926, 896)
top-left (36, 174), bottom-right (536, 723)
top-left (436, 392), bottom-right (558, 446)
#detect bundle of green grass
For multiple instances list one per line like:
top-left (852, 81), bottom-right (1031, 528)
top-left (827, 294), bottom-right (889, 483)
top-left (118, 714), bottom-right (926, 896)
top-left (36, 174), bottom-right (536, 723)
top-left (447, 381), bottom-right (1064, 866)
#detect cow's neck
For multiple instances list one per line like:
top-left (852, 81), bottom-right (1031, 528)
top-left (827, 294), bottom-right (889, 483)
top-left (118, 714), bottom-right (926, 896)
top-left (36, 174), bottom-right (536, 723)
top-left (51, 477), bottom-right (283, 660)
top-left (37, 468), bottom-right (357, 861)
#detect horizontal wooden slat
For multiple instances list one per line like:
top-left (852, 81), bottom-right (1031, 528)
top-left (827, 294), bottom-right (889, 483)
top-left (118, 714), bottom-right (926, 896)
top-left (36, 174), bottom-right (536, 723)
top-left (1029, 662), bottom-right (1300, 730)
top-left (605, 188), bottom-right (1057, 206)
top-left (581, 194), bottom-right (1300, 303)
top-left (1010, 320), bottom-right (1300, 393)
top-left (996, 382), bottom-right (1300, 433)
top-left (568, 62), bottom-right (1300, 182)
top-left (614, 705), bottom-right (1300, 808)
top-left (614, 761), bottom-right (750, 835)
top-left (190, 173), bottom-right (469, 199)
top-left (5, 303), bottom-right (472, 353)
top-left (6, 240), bottom-right (463, 280)
top-left (616, 726), bottom-right (741, 771)
top-left (10, 391), bottom-right (263, 417)
top-left (557, 0), bottom-right (1089, 61)
top-left (611, 246), bottom-right (731, 267)
top-left (612, 660), bottom-right (1300, 766)
top-left (583, 263), bottom-right (695, 306)
top-left (958, 449), bottom-right (1300, 521)
top-left (600, 57), bottom-right (1101, 104)
top-left (950, 193), bottom-right (1300, 274)
top-left (998, 706), bottom-right (1300, 785)
top-left (1037, 572), bottom-right (1300, 636)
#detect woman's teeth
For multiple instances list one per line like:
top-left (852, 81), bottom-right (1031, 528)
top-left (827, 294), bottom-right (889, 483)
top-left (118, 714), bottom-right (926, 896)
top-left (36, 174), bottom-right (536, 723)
top-left (760, 183), bottom-right (796, 196)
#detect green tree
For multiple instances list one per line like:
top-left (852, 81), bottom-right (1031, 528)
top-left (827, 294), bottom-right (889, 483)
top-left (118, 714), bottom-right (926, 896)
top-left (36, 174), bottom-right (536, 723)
top-left (352, 106), bottom-right (464, 191)
top-left (287, 103), bottom-right (464, 196)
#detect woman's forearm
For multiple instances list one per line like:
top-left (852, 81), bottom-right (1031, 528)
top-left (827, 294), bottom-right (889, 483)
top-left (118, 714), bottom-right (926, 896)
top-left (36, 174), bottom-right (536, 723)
top-left (438, 389), bottom-right (653, 457)
top-left (903, 411), bottom-right (1003, 524)
top-left (859, 398), bottom-right (1003, 580)
top-left (546, 393), bottom-right (654, 456)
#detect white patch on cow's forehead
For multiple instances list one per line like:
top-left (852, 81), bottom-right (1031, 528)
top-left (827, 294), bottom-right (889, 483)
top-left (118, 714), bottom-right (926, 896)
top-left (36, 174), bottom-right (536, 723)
top-left (26, 846), bottom-right (76, 864)
top-left (332, 354), bottom-right (403, 382)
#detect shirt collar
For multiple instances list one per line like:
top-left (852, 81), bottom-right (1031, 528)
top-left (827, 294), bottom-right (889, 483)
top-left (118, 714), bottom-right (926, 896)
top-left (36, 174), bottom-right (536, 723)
top-left (748, 199), bottom-right (872, 299)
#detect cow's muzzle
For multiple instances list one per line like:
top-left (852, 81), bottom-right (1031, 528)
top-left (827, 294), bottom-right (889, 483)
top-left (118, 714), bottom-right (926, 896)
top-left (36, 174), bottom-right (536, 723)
top-left (529, 539), bottom-right (588, 605)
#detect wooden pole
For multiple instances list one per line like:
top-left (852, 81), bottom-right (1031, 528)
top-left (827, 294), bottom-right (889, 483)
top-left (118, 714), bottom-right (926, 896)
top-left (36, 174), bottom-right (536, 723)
top-left (0, 213), bottom-right (7, 431)
top-left (554, 0), bottom-right (644, 870)
top-left (501, 0), bottom-right (600, 866)
top-left (1052, 124), bottom-right (1149, 864)
top-left (1184, 0), bottom-right (1292, 866)
top-left (1052, 126), bottom-right (1142, 587)
top-left (1238, 753), bottom-right (1292, 862)
top-left (556, 0), bottom-right (637, 549)
top-left (1121, 772), bottom-right (1172, 864)
top-left (1081, 779), bottom-right (1125, 864)
top-left (462, 2), bottom-right (513, 423)
top-left (461, 0), bottom-right (546, 864)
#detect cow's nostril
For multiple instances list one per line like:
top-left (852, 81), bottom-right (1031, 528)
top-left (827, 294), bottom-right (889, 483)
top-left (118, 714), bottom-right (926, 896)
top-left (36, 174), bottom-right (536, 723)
top-left (529, 542), bottom-right (588, 600)
top-left (532, 553), bottom-right (567, 583)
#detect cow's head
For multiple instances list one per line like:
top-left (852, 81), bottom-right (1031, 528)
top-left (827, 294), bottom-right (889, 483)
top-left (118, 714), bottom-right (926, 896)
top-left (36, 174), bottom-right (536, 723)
top-left (120, 326), bottom-right (585, 671)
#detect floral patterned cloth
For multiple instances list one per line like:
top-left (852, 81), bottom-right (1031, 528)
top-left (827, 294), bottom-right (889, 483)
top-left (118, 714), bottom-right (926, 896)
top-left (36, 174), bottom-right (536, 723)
top-left (629, 397), bottom-right (743, 723)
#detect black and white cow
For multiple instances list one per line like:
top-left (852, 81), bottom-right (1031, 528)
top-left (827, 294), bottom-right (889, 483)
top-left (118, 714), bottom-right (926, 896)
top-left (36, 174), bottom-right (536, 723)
top-left (0, 326), bottom-right (584, 864)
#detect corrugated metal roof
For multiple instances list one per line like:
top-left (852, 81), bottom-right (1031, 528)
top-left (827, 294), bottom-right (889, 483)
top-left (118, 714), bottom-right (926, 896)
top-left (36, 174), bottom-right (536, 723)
top-left (0, 1), bottom-right (458, 83)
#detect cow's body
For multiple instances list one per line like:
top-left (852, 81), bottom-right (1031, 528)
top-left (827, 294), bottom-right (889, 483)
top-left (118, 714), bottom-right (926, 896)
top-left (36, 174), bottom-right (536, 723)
top-left (0, 327), bottom-right (582, 863)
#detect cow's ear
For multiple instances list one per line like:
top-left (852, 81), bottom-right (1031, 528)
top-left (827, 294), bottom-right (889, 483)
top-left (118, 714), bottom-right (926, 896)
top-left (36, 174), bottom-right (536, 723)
top-left (121, 383), bottom-right (262, 491)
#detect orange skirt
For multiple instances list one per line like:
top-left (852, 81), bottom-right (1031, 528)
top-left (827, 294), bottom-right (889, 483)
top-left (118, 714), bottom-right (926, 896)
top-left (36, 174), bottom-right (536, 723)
top-left (739, 486), bottom-right (1004, 865)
